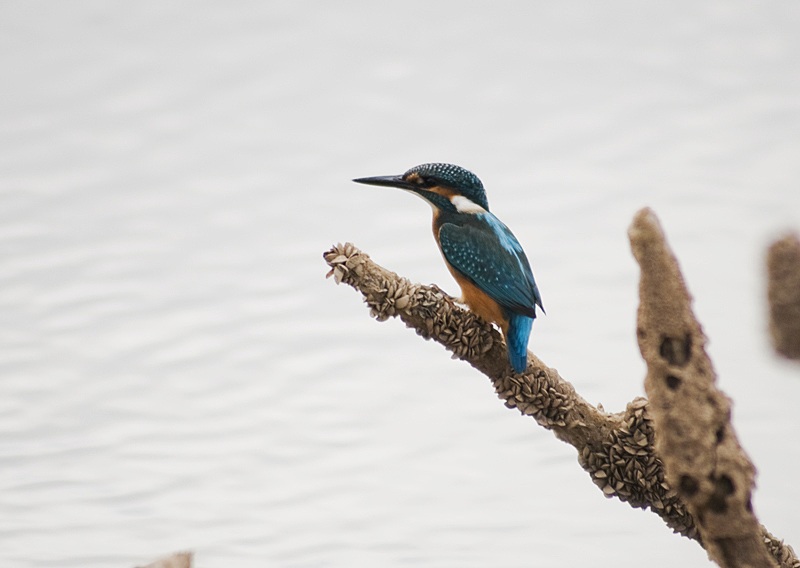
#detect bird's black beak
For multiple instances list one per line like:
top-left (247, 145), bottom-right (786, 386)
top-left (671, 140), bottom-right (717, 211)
top-left (352, 174), bottom-right (414, 191)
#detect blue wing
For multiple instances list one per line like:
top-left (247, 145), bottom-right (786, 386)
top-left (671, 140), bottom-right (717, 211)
top-left (439, 214), bottom-right (543, 317)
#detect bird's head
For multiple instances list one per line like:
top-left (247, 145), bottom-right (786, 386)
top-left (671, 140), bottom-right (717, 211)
top-left (353, 163), bottom-right (489, 213)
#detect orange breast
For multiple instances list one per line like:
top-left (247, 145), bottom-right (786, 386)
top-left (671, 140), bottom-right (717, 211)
top-left (447, 265), bottom-right (510, 334)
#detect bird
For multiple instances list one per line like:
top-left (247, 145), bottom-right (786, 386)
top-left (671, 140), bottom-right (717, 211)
top-left (353, 163), bottom-right (543, 373)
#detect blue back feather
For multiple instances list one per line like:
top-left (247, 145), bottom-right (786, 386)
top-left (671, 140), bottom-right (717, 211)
top-left (438, 213), bottom-right (543, 317)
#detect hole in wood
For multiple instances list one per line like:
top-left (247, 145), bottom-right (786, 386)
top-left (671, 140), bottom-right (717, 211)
top-left (679, 474), bottom-right (698, 497)
top-left (659, 334), bottom-right (692, 366)
top-left (716, 474), bottom-right (735, 496)
top-left (708, 494), bottom-right (728, 514)
top-left (666, 375), bottom-right (682, 390)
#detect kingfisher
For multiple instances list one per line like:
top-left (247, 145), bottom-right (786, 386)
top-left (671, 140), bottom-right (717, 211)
top-left (353, 163), bottom-right (543, 373)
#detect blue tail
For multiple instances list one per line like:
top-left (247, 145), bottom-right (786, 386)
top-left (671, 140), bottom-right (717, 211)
top-left (506, 313), bottom-right (534, 373)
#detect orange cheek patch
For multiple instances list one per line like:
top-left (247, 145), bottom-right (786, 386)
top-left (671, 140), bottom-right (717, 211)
top-left (428, 186), bottom-right (457, 199)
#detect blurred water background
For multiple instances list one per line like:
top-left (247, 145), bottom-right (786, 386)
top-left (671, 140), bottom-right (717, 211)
top-left (1, 2), bottom-right (799, 567)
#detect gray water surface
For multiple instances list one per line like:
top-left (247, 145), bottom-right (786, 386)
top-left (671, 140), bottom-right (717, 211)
top-left (2, 2), bottom-right (799, 567)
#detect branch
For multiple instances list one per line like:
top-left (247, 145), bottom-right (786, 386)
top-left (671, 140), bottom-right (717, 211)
top-left (137, 552), bottom-right (192, 568)
top-left (629, 208), bottom-right (782, 568)
top-left (767, 232), bottom-right (800, 360)
top-left (324, 245), bottom-right (692, 524)
top-left (324, 208), bottom-right (797, 567)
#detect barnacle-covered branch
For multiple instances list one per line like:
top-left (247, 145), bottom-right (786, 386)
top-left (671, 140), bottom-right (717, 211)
top-left (325, 211), bottom-right (798, 566)
top-left (629, 208), bottom-right (791, 567)
top-left (324, 243), bottom-right (694, 537)
top-left (767, 232), bottom-right (800, 361)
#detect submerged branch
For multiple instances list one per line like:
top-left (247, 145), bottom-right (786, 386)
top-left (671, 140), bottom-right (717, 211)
top-left (324, 207), bottom-right (797, 567)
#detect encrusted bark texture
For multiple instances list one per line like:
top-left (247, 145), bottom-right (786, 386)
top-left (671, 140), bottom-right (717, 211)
top-left (767, 233), bottom-right (800, 360)
top-left (629, 208), bottom-right (785, 568)
top-left (324, 207), bottom-right (797, 568)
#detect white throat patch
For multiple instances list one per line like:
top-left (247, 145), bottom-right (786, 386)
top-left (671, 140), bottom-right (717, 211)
top-left (450, 195), bottom-right (486, 214)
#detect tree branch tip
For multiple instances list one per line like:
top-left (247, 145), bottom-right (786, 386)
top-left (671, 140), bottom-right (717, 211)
top-left (628, 207), bottom-right (663, 240)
